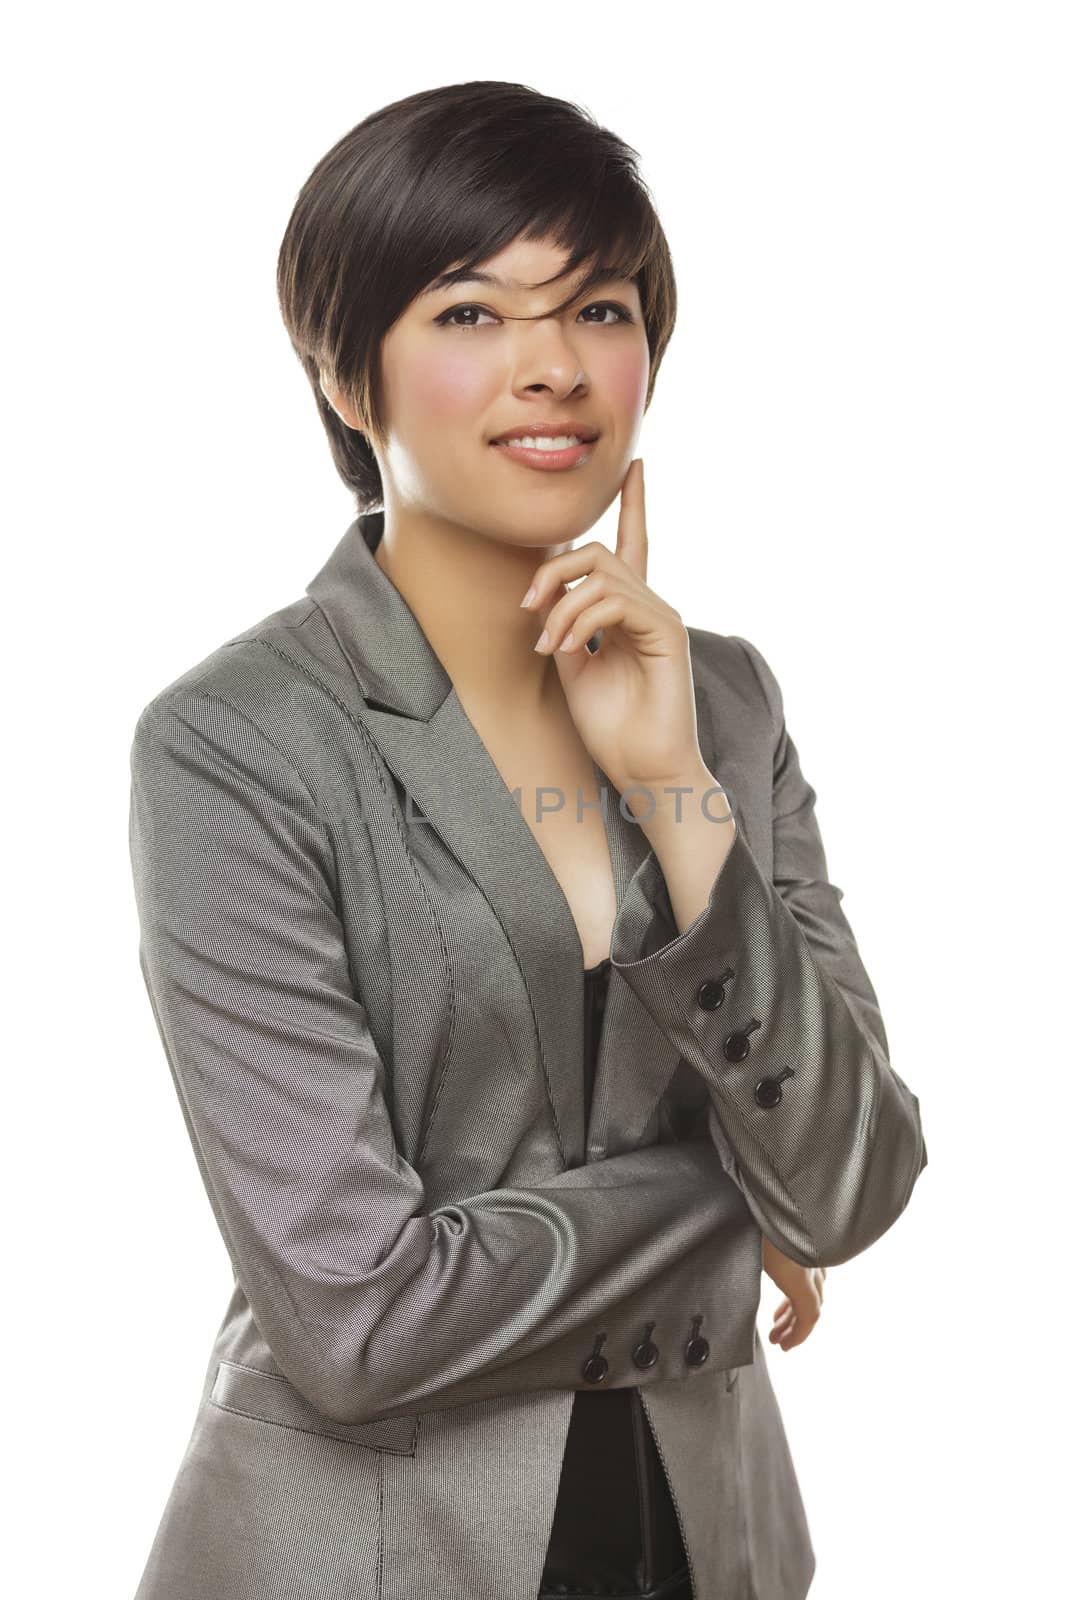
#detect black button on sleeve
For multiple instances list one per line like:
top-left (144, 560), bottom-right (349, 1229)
top-left (723, 1018), bottom-right (762, 1063)
top-left (632, 1320), bottom-right (659, 1368)
top-left (755, 1071), bottom-right (793, 1108)
top-left (684, 1335), bottom-right (710, 1366)
top-left (581, 1332), bottom-right (609, 1383)
top-left (683, 1315), bottom-right (710, 1366)
top-left (695, 966), bottom-right (735, 1010)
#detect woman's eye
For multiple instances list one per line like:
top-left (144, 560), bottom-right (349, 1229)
top-left (433, 300), bottom-right (635, 330)
top-left (578, 301), bottom-right (635, 326)
top-left (435, 304), bottom-right (501, 329)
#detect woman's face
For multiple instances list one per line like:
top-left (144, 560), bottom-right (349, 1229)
top-left (363, 232), bottom-right (651, 548)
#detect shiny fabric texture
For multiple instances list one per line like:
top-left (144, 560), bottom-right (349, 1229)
top-left (125, 508), bottom-right (926, 1599)
top-left (539, 958), bottom-right (690, 1599)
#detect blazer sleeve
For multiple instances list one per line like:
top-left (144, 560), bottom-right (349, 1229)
top-left (128, 689), bottom-right (762, 1428)
top-left (609, 635), bottom-right (928, 1270)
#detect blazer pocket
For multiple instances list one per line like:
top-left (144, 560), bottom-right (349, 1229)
top-left (209, 1359), bottom-right (420, 1456)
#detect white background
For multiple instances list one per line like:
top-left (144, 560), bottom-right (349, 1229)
top-left (6, 3), bottom-right (1081, 1595)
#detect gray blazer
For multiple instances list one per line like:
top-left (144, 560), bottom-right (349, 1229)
top-left (128, 510), bottom-right (927, 1600)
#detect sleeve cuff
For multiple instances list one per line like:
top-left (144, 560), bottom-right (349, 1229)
top-left (608, 821), bottom-right (916, 1267)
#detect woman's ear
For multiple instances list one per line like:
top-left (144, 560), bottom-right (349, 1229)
top-left (319, 369), bottom-right (363, 431)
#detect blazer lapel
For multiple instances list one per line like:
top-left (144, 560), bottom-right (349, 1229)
top-left (302, 512), bottom-right (746, 1169)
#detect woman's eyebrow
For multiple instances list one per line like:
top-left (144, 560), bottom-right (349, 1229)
top-left (421, 269), bottom-right (516, 297)
top-left (420, 265), bottom-right (634, 298)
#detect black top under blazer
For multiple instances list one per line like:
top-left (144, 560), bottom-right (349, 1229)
top-left (127, 510), bottom-right (928, 1600)
top-left (539, 956), bottom-right (689, 1599)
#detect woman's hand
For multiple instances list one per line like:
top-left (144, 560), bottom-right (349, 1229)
top-left (762, 1236), bottom-right (827, 1352)
top-left (520, 458), bottom-right (705, 797)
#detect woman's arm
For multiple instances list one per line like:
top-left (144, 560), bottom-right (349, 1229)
top-left (129, 689), bottom-right (762, 1429)
top-left (608, 634), bottom-right (928, 1270)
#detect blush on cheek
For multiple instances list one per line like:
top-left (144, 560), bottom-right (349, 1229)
top-left (601, 347), bottom-right (651, 422)
top-left (410, 350), bottom-right (493, 422)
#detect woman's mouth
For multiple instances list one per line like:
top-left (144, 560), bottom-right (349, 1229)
top-left (489, 434), bottom-right (598, 472)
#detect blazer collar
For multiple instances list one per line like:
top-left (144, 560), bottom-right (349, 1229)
top-left (301, 511), bottom-right (732, 1167)
top-left (306, 511), bottom-right (452, 720)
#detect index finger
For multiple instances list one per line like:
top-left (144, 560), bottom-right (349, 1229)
top-left (615, 457), bottom-right (648, 582)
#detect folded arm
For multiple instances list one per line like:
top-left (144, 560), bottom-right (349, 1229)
top-left (609, 635), bottom-right (928, 1270)
top-left (129, 689), bottom-right (762, 1428)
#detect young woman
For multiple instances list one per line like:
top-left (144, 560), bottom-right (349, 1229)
top-left (128, 81), bottom-right (927, 1600)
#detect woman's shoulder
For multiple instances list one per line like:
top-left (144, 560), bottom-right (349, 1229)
top-left (132, 589), bottom-right (352, 734)
top-left (128, 591), bottom-right (355, 804)
top-left (685, 626), bottom-right (783, 738)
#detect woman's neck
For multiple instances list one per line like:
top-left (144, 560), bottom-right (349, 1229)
top-left (374, 507), bottom-right (573, 712)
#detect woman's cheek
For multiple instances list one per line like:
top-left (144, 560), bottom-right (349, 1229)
top-left (605, 346), bottom-right (651, 421)
top-left (411, 349), bottom-right (493, 423)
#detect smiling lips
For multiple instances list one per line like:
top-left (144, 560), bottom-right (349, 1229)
top-left (489, 425), bottom-right (601, 472)
top-left (491, 438), bottom-right (598, 471)
top-left (490, 420), bottom-right (601, 444)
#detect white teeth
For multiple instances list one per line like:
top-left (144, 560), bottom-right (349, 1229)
top-left (498, 435), bottom-right (587, 451)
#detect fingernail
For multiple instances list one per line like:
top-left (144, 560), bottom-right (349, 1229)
top-left (559, 631), bottom-right (578, 651)
top-left (534, 628), bottom-right (549, 652)
top-left (520, 585), bottom-right (536, 607)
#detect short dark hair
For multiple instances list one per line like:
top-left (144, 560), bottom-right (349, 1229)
top-left (276, 81), bottom-right (678, 513)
